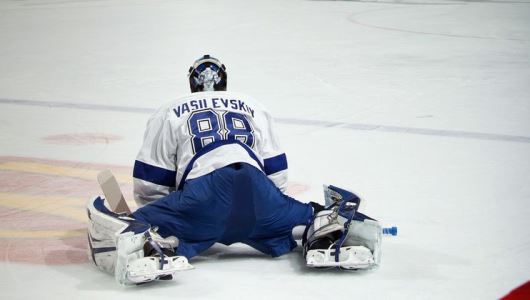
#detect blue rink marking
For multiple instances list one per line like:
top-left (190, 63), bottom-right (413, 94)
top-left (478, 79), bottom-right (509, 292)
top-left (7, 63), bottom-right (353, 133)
top-left (277, 118), bottom-right (530, 144)
top-left (2, 98), bottom-right (530, 144)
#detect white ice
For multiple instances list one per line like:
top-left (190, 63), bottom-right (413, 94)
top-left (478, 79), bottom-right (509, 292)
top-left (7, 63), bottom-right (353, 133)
top-left (1, 0), bottom-right (529, 299)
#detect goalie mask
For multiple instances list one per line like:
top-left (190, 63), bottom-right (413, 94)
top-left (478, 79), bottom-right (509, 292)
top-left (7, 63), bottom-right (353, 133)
top-left (188, 55), bottom-right (227, 93)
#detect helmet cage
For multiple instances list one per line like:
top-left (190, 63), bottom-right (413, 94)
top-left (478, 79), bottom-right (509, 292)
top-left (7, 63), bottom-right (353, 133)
top-left (188, 55), bottom-right (227, 93)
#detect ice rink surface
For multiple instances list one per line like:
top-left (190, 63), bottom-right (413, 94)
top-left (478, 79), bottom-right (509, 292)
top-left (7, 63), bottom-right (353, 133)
top-left (1, 0), bottom-right (529, 299)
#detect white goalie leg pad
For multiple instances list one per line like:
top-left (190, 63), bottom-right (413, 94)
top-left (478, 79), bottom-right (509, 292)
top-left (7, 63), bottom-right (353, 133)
top-left (304, 210), bottom-right (382, 270)
top-left (346, 218), bottom-right (382, 266)
top-left (87, 196), bottom-right (129, 274)
top-left (87, 196), bottom-right (193, 286)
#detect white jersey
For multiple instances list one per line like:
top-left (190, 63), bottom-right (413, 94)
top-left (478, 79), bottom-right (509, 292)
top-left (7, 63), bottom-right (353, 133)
top-left (133, 91), bottom-right (288, 206)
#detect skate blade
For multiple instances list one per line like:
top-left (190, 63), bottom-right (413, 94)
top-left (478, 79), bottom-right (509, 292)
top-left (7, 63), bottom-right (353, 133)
top-left (306, 245), bottom-right (375, 269)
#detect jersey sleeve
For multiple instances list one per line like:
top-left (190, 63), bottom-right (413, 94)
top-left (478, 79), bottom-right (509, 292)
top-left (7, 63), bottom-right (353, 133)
top-left (133, 108), bottom-right (178, 206)
top-left (257, 110), bottom-right (288, 192)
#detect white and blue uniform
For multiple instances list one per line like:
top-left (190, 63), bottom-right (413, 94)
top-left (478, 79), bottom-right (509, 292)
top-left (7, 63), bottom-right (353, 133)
top-left (133, 91), bottom-right (288, 205)
top-left (132, 91), bottom-right (313, 259)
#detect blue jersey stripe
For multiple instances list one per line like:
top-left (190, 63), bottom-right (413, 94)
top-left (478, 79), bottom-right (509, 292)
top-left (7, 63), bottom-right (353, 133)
top-left (133, 160), bottom-right (176, 188)
top-left (264, 153), bottom-right (288, 175)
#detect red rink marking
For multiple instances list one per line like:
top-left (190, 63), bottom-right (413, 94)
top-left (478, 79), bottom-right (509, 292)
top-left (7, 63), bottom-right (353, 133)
top-left (0, 206), bottom-right (84, 230)
top-left (502, 281), bottom-right (530, 300)
top-left (0, 156), bottom-right (133, 265)
top-left (0, 170), bottom-right (102, 197)
top-left (2, 237), bottom-right (88, 265)
top-left (285, 182), bottom-right (310, 196)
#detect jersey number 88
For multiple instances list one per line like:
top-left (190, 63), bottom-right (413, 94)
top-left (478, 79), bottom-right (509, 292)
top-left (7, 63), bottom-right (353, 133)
top-left (187, 109), bottom-right (255, 154)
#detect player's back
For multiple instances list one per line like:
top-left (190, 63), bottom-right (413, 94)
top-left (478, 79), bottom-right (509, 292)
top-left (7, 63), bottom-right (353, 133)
top-left (167, 91), bottom-right (270, 184)
top-left (134, 90), bottom-right (287, 205)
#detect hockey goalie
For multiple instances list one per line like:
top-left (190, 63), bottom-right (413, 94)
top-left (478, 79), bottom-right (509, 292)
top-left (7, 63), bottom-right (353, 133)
top-left (86, 55), bottom-right (383, 286)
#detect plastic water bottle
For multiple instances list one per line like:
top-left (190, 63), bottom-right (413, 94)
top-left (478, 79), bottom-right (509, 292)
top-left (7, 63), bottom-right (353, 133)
top-left (383, 226), bottom-right (398, 236)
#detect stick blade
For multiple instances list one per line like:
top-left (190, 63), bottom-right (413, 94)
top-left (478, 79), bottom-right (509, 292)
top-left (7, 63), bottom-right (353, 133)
top-left (97, 169), bottom-right (131, 214)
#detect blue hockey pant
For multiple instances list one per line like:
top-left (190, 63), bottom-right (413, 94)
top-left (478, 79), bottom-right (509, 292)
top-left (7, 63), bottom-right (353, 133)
top-left (132, 163), bottom-right (313, 259)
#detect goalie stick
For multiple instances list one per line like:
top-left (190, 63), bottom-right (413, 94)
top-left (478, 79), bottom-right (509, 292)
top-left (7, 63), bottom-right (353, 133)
top-left (97, 169), bottom-right (131, 214)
